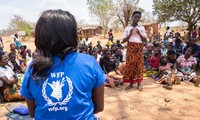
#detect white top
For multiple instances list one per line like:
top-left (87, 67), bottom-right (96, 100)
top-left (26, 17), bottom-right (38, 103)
top-left (166, 29), bottom-right (171, 37)
top-left (0, 65), bottom-right (16, 87)
top-left (82, 39), bottom-right (91, 46)
top-left (123, 24), bottom-right (147, 43)
top-left (8, 60), bottom-right (20, 70)
top-left (97, 54), bottom-right (101, 62)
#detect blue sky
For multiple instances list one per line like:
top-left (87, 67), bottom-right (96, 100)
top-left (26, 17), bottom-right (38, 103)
top-left (0, 0), bottom-right (153, 30)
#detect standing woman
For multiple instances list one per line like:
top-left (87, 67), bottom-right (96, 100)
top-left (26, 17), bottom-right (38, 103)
top-left (122, 11), bottom-right (147, 91)
top-left (20, 10), bottom-right (105, 119)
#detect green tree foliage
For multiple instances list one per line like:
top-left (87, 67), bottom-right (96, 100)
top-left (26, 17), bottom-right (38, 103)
top-left (9, 15), bottom-right (33, 36)
top-left (153, 0), bottom-right (200, 34)
top-left (87, 0), bottom-right (114, 37)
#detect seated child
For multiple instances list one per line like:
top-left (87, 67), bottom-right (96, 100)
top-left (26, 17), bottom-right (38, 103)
top-left (149, 47), bottom-right (161, 70)
top-left (154, 56), bottom-right (173, 80)
top-left (8, 52), bottom-right (22, 73)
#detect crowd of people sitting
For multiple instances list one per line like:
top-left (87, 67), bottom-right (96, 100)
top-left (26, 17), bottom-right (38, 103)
top-left (78, 26), bottom-right (200, 90)
top-left (0, 26), bottom-right (200, 102)
top-left (0, 34), bottom-right (32, 102)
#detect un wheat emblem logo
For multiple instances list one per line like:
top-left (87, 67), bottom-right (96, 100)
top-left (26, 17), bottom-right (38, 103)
top-left (42, 76), bottom-right (73, 106)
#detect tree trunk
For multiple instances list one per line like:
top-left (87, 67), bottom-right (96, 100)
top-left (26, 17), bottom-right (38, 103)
top-left (103, 26), bottom-right (108, 39)
top-left (188, 22), bottom-right (194, 38)
top-left (117, 15), bottom-right (125, 28)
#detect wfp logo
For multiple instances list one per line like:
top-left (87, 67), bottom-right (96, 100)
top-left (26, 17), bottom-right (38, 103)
top-left (48, 80), bottom-right (65, 101)
top-left (42, 75), bottom-right (73, 107)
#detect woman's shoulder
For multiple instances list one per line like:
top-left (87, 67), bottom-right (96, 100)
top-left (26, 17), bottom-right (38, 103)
top-left (125, 25), bottom-right (133, 29)
top-left (76, 53), bottom-right (96, 63)
top-left (77, 52), bottom-right (94, 58)
top-left (178, 54), bottom-right (184, 58)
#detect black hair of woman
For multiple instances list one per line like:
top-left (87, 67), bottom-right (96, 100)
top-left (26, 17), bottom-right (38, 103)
top-left (175, 38), bottom-right (182, 44)
top-left (32, 9), bottom-right (78, 80)
top-left (131, 11), bottom-right (141, 17)
top-left (103, 49), bottom-right (110, 55)
top-left (167, 49), bottom-right (176, 55)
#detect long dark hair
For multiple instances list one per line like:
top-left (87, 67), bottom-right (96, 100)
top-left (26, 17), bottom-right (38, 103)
top-left (32, 9), bottom-right (78, 80)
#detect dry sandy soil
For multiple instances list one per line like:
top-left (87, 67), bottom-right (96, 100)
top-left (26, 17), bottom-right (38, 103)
top-left (1, 34), bottom-right (200, 120)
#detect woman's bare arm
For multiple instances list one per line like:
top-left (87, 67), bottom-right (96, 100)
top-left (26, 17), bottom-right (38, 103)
top-left (92, 84), bottom-right (104, 114)
top-left (26, 99), bottom-right (36, 118)
top-left (0, 76), bottom-right (17, 85)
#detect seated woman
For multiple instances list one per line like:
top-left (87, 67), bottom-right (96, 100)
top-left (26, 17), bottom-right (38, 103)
top-left (0, 51), bottom-right (24, 102)
top-left (90, 50), bottom-right (115, 88)
top-left (144, 43), bottom-right (154, 68)
top-left (176, 47), bottom-right (200, 87)
top-left (100, 50), bottom-right (123, 88)
top-left (149, 47), bottom-right (162, 70)
top-left (8, 52), bottom-right (23, 73)
top-left (154, 56), bottom-right (172, 80)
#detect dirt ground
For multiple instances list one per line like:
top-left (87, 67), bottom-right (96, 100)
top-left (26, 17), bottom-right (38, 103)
top-left (1, 34), bottom-right (200, 120)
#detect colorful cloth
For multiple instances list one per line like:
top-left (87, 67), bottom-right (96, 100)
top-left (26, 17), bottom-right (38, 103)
top-left (123, 42), bottom-right (144, 83)
top-left (176, 55), bottom-right (197, 81)
top-left (1, 86), bottom-right (24, 102)
top-left (149, 54), bottom-right (161, 68)
top-left (176, 55), bottom-right (197, 68)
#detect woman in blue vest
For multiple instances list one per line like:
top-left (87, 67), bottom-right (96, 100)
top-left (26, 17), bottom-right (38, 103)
top-left (20, 10), bottom-right (105, 120)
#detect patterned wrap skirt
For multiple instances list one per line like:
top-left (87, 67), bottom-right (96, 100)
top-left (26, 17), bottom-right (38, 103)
top-left (1, 85), bottom-right (24, 102)
top-left (123, 42), bottom-right (144, 83)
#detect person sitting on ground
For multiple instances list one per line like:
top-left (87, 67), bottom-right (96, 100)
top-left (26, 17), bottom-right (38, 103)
top-left (79, 47), bottom-right (88, 54)
top-left (153, 56), bottom-right (172, 80)
top-left (183, 38), bottom-right (200, 69)
top-left (9, 42), bottom-right (25, 62)
top-left (153, 56), bottom-right (179, 90)
top-left (96, 40), bottom-right (102, 52)
top-left (149, 47), bottom-right (162, 70)
top-left (100, 50), bottom-right (122, 87)
top-left (8, 52), bottom-right (22, 73)
top-left (144, 43), bottom-right (154, 69)
top-left (9, 42), bottom-right (18, 55)
top-left (167, 49), bottom-right (177, 72)
top-left (161, 43), bottom-right (167, 56)
top-left (173, 38), bottom-right (184, 57)
top-left (174, 32), bottom-right (181, 39)
top-left (113, 48), bottom-right (123, 63)
top-left (0, 51), bottom-right (24, 102)
top-left (26, 48), bottom-right (32, 59)
top-left (176, 47), bottom-right (200, 87)
top-left (168, 34), bottom-right (173, 44)
top-left (92, 47), bottom-right (102, 62)
top-left (116, 40), bottom-right (122, 48)
top-left (90, 50), bottom-right (116, 88)
top-left (110, 44), bottom-right (118, 55)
